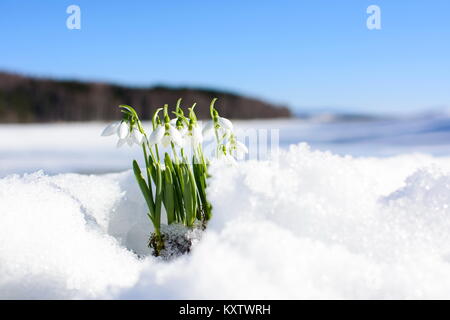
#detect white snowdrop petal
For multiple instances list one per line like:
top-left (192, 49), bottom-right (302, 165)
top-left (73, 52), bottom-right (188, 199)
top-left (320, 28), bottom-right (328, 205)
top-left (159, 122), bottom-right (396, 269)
top-left (183, 136), bottom-right (193, 149)
top-left (180, 127), bottom-right (188, 136)
top-left (193, 127), bottom-right (203, 145)
top-left (202, 121), bottom-right (214, 134)
top-left (183, 135), bottom-right (191, 145)
top-left (116, 138), bottom-right (127, 148)
top-left (127, 137), bottom-right (134, 147)
top-left (101, 121), bottom-right (120, 136)
top-left (132, 128), bottom-right (144, 145)
top-left (169, 125), bottom-right (183, 146)
top-left (118, 122), bottom-right (130, 139)
top-left (226, 155), bottom-right (237, 166)
top-left (148, 126), bottom-right (165, 145)
top-left (218, 128), bottom-right (232, 139)
top-left (202, 121), bottom-right (214, 140)
top-left (218, 117), bottom-right (233, 131)
top-left (161, 135), bottom-right (171, 148)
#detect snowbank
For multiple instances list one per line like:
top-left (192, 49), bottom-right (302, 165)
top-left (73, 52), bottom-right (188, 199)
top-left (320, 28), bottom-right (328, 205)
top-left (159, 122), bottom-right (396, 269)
top-left (2, 144), bottom-right (450, 299)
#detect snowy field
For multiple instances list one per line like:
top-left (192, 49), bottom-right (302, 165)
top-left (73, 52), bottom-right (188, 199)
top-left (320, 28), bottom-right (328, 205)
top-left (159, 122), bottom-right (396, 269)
top-left (2, 116), bottom-right (450, 299)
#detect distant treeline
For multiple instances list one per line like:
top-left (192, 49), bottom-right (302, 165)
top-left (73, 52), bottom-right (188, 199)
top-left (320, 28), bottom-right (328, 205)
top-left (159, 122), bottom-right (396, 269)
top-left (0, 72), bottom-right (291, 123)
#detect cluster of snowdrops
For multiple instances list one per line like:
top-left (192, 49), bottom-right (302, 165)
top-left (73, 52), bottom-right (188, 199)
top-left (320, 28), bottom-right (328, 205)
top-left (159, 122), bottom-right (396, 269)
top-left (101, 98), bottom-right (247, 256)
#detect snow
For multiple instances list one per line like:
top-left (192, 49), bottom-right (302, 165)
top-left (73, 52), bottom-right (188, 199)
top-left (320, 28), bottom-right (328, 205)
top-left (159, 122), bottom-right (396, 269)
top-left (2, 139), bottom-right (450, 299)
top-left (0, 171), bottom-right (143, 299)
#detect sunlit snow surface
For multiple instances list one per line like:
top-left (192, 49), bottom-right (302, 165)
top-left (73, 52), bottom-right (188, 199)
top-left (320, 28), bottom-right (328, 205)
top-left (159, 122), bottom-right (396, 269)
top-left (2, 117), bottom-right (450, 299)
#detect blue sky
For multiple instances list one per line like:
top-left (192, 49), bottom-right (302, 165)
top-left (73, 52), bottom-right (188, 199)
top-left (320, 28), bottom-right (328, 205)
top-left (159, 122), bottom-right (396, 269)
top-left (0, 0), bottom-right (449, 114)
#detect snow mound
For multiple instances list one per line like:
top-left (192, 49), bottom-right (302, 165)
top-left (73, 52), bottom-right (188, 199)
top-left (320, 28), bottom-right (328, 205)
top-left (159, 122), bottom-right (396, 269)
top-left (0, 171), bottom-right (149, 299)
top-left (2, 143), bottom-right (450, 299)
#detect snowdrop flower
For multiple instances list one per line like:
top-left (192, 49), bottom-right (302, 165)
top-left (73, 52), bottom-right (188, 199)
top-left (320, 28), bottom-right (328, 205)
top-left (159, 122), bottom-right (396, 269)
top-left (217, 145), bottom-right (237, 166)
top-left (117, 138), bottom-right (131, 148)
top-left (201, 120), bottom-right (214, 138)
top-left (220, 135), bottom-right (248, 163)
top-left (149, 123), bottom-right (183, 147)
top-left (180, 105), bottom-right (203, 148)
top-left (150, 104), bottom-right (185, 148)
top-left (184, 125), bottom-right (203, 148)
top-left (164, 125), bottom-right (183, 147)
top-left (230, 140), bottom-right (248, 158)
top-left (203, 98), bottom-right (234, 142)
top-left (169, 118), bottom-right (178, 127)
top-left (102, 120), bottom-right (144, 148)
top-left (202, 116), bottom-right (233, 141)
top-left (227, 133), bottom-right (248, 157)
top-left (131, 127), bottom-right (144, 145)
top-left (148, 125), bottom-right (164, 145)
top-left (217, 116), bottom-right (233, 131)
top-left (118, 122), bottom-right (145, 148)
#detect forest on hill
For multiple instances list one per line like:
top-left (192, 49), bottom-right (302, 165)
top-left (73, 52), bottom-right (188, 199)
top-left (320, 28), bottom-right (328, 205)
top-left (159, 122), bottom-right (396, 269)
top-left (0, 72), bottom-right (291, 123)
